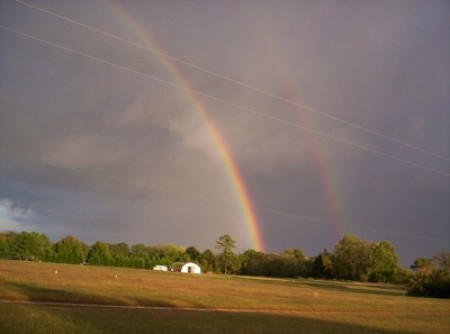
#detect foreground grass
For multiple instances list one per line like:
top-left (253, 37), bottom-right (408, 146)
top-left (0, 260), bottom-right (449, 333)
top-left (4, 303), bottom-right (443, 334)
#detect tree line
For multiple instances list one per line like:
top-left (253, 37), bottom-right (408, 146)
top-left (0, 231), bottom-right (448, 298)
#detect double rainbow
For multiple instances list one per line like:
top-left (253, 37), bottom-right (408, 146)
top-left (105, 2), bottom-right (265, 251)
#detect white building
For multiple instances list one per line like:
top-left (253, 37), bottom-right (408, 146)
top-left (180, 262), bottom-right (201, 274)
top-left (153, 265), bottom-right (168, 271)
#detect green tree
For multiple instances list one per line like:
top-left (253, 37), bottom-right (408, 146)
top-left (411, 257), bottom-right (435, 277)
top-left (200, 249), bottom-right (217, 273)
top-left (261, 254), bottom-right (285, 277)
top-left (408, 252), bottom-right (450, 299)
top-left (109, 243), bottom-right (130, 267)
top-left (217, 251), bottom-right (241, 274)
top-left (87, 241), bottom-right (112, 266)
top-left (333, 235), bottom-right (370, 280)
top-left (163, 244), bottom-right (186, 263)
top-left (131, 243), bottom-right (148, 257)
top-left (9, 231), bottom-right (53, 261)
top-left (186, 246), bottom-right (201, 262)
top-left (393, 266), bottom-right (413, 284)
top-left (0, 232), bottom-right (12, 259)
top-left (312, 249), bottom-right (333, 279)
top-left (240, 249), bottom-right (263, 276)
top-left (280, 248), bottom-right (308, 278)
top-left (53, 235), bottom-right (89, 264)
top-left (216, 234), bottom-right (237, 275)
top-left (130, 243), bottom-right (148, 269)
top-left (147, 246), bottom-right (166, 268)
top-left (432, 252), bottom-right (450, 274)
top-left (282, 248), bottom-right (307, 262)
top-left (367, 241), bottom-right (399, 282)
top-left (145, 244), bottom-right (187, 268)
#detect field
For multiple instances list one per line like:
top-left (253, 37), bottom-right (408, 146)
top-left (0, 260), bottom-right (449, 333)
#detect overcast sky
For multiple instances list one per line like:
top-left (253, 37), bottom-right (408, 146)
top-left (1, 0), bottom-right (449, 265)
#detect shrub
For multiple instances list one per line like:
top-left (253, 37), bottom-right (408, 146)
top-left (407, 280), bottom-right (450, 299)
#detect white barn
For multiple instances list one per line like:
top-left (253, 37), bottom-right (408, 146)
top-left (181, 262), bottom-right (201, 274)
top-left (153, 265), bottom-right (168, 271)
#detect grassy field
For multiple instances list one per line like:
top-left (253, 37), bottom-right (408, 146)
top-left (0, 260), bottom-right (449, 333)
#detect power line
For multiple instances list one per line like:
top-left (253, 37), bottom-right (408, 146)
top-left (3, 6), bottom-right (448, 246)
top-left (255, 207), bottom-right (449, 242)
top-left (0, 150), bottom-right (210, 202)
top-left (1, 24), bottom-right (448, 178)
top-left (14, 0), bottom-right (450, 162)
top-left (1, 151), bottom-right (447, 242)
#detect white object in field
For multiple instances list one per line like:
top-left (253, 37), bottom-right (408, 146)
top-left (181, 262), bottom-right (201, 274)
top-left (153, 265), bottom-right (168, 271)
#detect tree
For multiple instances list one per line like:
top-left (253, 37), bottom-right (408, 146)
top-left (411, 257), bottom-right (435, 277)
top-left (87, 241), bottom-right (112, 266)
top-left (280, 248), bottom-right (308, 278)
top-left (131, 243), bottom-right (147, 257)
top-left (145, 244), bottom-right (187, 268)
top-left (240, 249), bottom-right (263, 276)
top-left (130, 243), bottom-right (148, 269)
top-left (162, 244), bottom-right (186, 264)
top-left (186, 246), bottom-right (201, 263)
top-left (53, 235), bottom-right (88, 264)
top-left (367, 241), bottom-right (399, 282)
top-left (216, 234), bottom-right (237, 275)
top-left (109, 243), bottom-right (130, 267)
top-left (312, 249), bottom-right (333, 279)
top-left (217, 251), bottom-right (241, 274)
top-left (432, 252), bottom-right (450, 274)
top-left (393, 266), bottom-right (413, 284)
top-left (0, 232), bottom-right (12, 259)
top-left (408, 252), bottom-right (450, 299)
top-left (260, 253), bottom-right (284, 277)
top-left (200, 249), bottom-right (217, 273)
top-left (333, 235), bottom-right (370, 280)
top-left (9, 231), bottom-right (53, 261)
top-left (282, 248), bottom-right (307, 262)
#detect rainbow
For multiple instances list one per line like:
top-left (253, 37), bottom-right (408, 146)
top-left (282, 84), bottom-right (346, 238)
top-left (246, 28), bottom-right (347, 239)
top-left (301, 111), bottom-right (347, 236)
top-left (104, 1), bottom-right (264, 251)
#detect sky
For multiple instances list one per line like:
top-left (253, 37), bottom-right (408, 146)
top-left (0, 0), bottom-right (449, 265)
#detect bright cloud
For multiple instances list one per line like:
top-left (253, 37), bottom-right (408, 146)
top-left (0, 198), bottom-right (35, 232)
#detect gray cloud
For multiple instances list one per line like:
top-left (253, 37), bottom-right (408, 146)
top-left (1, 0), bottom-right (449, 264)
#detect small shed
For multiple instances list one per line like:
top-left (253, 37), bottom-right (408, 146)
top-left (153, 265), bottom-right (168, 271)
top-left (181, 262), bottom-right (201, 274)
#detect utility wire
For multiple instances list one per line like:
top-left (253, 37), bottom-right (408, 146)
top-left (1, 25), bottom-right (448, 178)
top-left (1, 151), bottom-right (447, 242)
top-left (255, 207), bottom-right (449, 242)
top-left (14, 0), bottom-right (450, 162)
top-left (3, 5), bottom-right (448, 244)
top-left (0, 149), bottom-right (213, 202)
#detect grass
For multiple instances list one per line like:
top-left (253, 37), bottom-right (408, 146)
top-left (0, 260), bottom-right (449, 333)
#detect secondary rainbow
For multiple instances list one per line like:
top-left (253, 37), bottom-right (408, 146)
top-left (280, 83), bottom-right (347, 238)
top-left (301, 112), bottom-right (347, 236)
top-left (104, 1), bottom-right (265, 251)
top-left (249, 30), bottom-right (347, 239)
